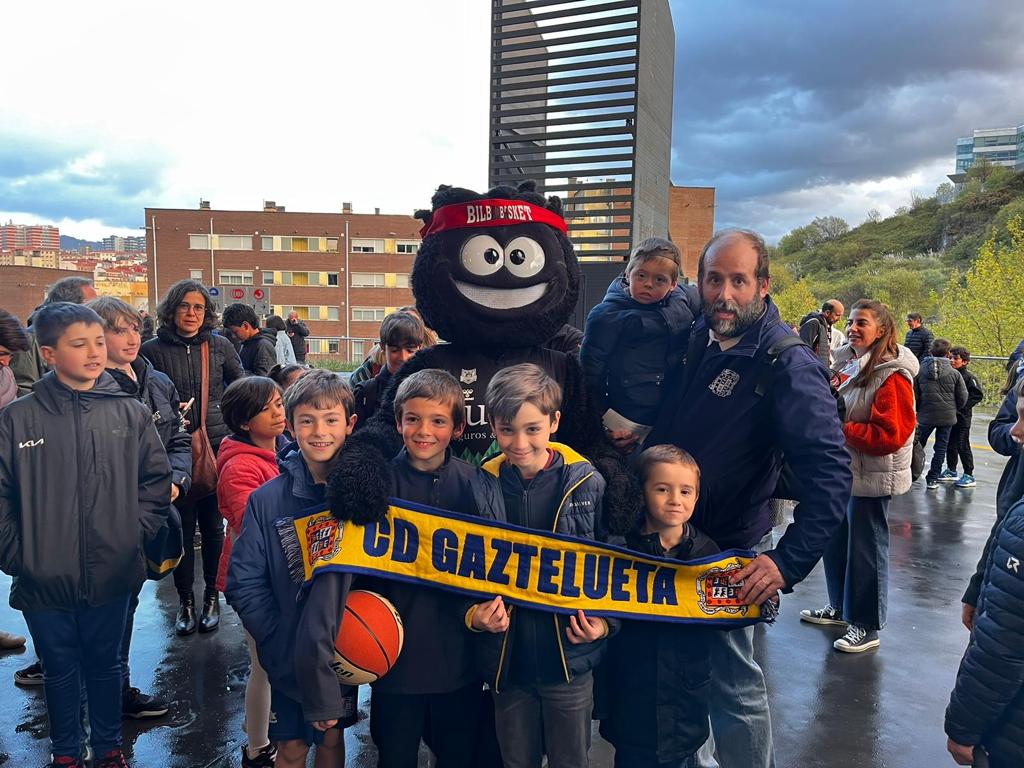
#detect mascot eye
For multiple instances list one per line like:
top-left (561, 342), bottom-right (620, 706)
top-left (461, 235), bottom-right (504, 276)
top-left (504, 237), bottom-right (546, 278)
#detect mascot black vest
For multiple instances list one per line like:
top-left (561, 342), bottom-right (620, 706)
top-left (417, 343), bottom-right (571, 465)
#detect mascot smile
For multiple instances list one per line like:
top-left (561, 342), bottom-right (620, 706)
top-left (327, 181), bottom-right (639, 534)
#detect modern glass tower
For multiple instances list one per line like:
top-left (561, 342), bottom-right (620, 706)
top-left (488, 0), bottom-right (675, 260)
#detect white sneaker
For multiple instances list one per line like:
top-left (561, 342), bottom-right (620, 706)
top-left (834, 625), bottom-right (880, 653)
top-left (800, 605), bottom-right (846, 626)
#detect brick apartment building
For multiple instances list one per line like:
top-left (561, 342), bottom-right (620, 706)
top-left (668, 185), bottom-right (716, 280)
top-left (0, 265), bottom-right (93, 326)
top-left (145, 202), bottom-right (419, 361)
top-left (0, 223), bottom-right (60, 251)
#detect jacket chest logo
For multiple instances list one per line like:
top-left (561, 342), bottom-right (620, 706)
top-left (18, 438), bottom-right (45, 449)
top-left (460, 368), bottom-right (478, 385)
top-left (708, 369), bottom-right (740, 398)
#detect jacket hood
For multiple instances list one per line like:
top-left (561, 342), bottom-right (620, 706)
top-left (156, 325), bottom-right (209, 346)
top-left (217, 434), bottom-right (281, 473)
top-left (602, 273), bottom-right (686, 310)
top-left (106, 357), bottom-right (155, 397)
top-left (921, 354), bottom-right (951, 380)
top-left (834, 343), bottom-right (920, 380)
top-left (257, 328), bottom-right (278, 344)
top-left (31, 370), bottom-right (132, 415)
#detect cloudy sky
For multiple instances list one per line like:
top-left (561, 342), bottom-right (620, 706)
top-left (2, 1), bottom-right (1022, 242)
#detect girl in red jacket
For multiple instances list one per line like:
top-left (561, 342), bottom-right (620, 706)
top-left (217, 377), bottom-right (287, 768)
top-left (800, 299), bottom-right (918, 653)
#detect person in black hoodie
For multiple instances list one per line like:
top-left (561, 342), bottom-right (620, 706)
top-left (904, 312), bottom-right (934, 361)
top-left (914, 338), bottom-right (968, 489)
top-left (0, 302), bottom-right (171, 768)
top-left (141, 279), bottom-right (244, 636)
top-left (223, 303), bottom-right (278, 377)
top-left (941, 346), bottom-right (985, 488)
top-left (601, 445), bottom-right (719, 768)
top-left (90, 296), bottom-right (192, 719)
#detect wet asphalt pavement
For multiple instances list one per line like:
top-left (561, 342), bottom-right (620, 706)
top-left (0, 417), bottom-right (1011, 767)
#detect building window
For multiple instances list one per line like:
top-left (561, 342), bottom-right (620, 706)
top-left (327, 238), bottom-right (339, 252)
top-left (352, 272), bottom-right (385, 288)
top-left (189, 234), bottom-right (210, 249)
top-left (190, 269), bottom-right (203, 280)
top-left (261, 236), bottom-right (273, 250)
top-left (307, 338), bottom-right (342, 355)
top-left (261, 236), bottom-right (339, 252)
top-left (219, 270), bottom-right (253, 285)
top-left (396, 242), bottom-right (419, 254)
top-left (327, 272), bottom-right (339, 286)
top-left (263, 272), bottom-right (274, 285)
top-left (216, 235), bottom-right (253, 250)
top-left (266, 270), bottom-right (339, 286)
top-left (273, 305), bottom-right (340, 322)
top-left (352, 307), bottom-right (385, 322)
top-left (396, 273), bottom-right (410, 289)
top-left (352, 239), bottom-right (382, 253)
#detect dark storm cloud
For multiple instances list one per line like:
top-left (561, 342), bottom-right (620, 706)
top-left (0, 132), bottom-right (163, 227)
top-left (670, 0), bottom-right (1024, 235)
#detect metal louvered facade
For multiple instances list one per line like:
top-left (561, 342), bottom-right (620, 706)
top-left (488, 0), bottom-right (675, 260)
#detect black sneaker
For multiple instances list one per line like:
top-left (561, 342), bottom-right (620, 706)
top-left (96, 748), bottom-right (131, 768)
top-left (834, 625), bottom-right (880, 653)
top-left (122, 686), bottom-right (169, 719)
top-left (15, 659), bottom-right (44, 686)
top-left (799, 605), bottom-right (845, 626)
top-left (241, 743), bottom-right (278, 768)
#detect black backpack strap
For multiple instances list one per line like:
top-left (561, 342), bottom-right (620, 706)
top-left (754, 335), bottom-right (809, 397)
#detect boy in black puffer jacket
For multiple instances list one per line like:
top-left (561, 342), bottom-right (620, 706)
top-left (600, 445), bottom-right (719, 767)
top-left (224, 303), bottom-right (278, 377)
top-left (914, 338), bottom-right (968, 489)
top-left (581, 238), bottom-right (698, 445)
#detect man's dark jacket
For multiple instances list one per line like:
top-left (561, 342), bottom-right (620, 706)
top-left (914, 356), bottom-right (968, 427)
top-left (945, 497), bottom-right (1024, 766)
top-left (0, 372), bottom-right (171, 610)
top-left (600, 524), bottom-right (719, 762)
top-left (581, 276), bottom-right (699, 425)
top-left (141, 326), bottom-right (244, 449)
top-left (107, 357), bottom-right (192, 496)
top-left (646, 297), bottom-right (852, 588)
top-left (286, 318), bottom-right (310, 361)
top-left (240, 328), bottom-right (279, 377)
top-left (904, 325), bottom-right (935, 360)
top-left (957, 366), bottom-right (984, 418)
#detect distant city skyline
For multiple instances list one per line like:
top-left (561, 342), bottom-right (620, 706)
top-left (2, 1), bottom-right (1023, 242)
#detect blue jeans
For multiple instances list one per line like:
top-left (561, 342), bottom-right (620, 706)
top-left (695, 533), bottom-right (775, 768)
top-left (493, 671), bottom-right (594, 768)
top-left (823, 496), bottom-right (890, 630)
top-left (918, 424), bottom-right (953, 482)
top-left (24, 595), bottom-right (132, 758)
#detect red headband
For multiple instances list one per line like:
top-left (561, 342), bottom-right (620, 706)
top-left (419, 198), bottom-right (568, 238)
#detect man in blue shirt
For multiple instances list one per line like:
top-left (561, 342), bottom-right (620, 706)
top-left (647, 229), bottom-right (852, 768)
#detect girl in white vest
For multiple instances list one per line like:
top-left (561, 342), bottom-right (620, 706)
top-left (800, 299), bottom-right (919, 653)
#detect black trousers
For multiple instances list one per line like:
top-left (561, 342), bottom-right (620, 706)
top-left (172, 493), bottom-right (224, 598)
top-left (370, 682), bottom-right (483, 768)
top-left (946, 415), bottom-right (974, 475)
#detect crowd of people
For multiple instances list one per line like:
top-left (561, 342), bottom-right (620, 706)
top-left (0, 226), bottom-right (1022, 768)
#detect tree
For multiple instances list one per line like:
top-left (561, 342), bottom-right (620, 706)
top-left (773, 278), bottom-right (818, 328)
top-left (864, 208), bottom-right (881, 224)
top-left (934, 182), bottom-right (955, 204)
top-left (933, 215), bottom-right (1024, 355)
top-left (811, 215), bottom-right (850, 242)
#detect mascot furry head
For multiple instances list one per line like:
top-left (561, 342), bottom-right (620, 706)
top-left (412, 181), bottom-right (580, 348)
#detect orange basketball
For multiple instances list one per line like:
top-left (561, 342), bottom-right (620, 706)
top-left (332, 590), bottom-right (404, 685)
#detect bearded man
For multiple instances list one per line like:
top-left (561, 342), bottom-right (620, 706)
top-left (646, 229), bottom-right (851, 768)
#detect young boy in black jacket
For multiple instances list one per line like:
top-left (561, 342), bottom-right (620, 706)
top-left (223, 302), bottom-right (278, 377)
top-left (600, 444), bottom-right (718, 768)
top-left (0, 302), bottom-right (171, 768)
top-left (357, 369), bottom-right (504, 766)
top-left (943, 346), bottom-right (985, 488)
top-left (352, 311), bottom-right (424, 427)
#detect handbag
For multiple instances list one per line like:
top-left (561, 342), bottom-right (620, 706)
top-left (186, 340), bottom-right (218, 501)
top-left (144, 504), bottom-right (184, 580)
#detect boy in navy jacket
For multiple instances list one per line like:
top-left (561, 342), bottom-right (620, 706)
top-left (227, 370), bottom-right (359, 768)
top-left (469, 363), bottom-right (611, 768)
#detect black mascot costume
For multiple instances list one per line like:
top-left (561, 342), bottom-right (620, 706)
top-left (327, 181), bottom-right (639, 535)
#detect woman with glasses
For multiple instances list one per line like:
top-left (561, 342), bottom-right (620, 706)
top-left (141, 280), bottom-right (244, 637)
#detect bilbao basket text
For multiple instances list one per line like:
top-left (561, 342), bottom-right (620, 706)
top-left (276, 500), bottom-right (775, 627)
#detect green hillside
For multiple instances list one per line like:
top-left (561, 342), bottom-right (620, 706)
top-left (771, 164), bottom-right (1024, 368)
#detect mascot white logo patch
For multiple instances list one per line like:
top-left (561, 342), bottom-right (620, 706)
top-left (709, 369), bottom-right (740, 398)
top-left (460, 369), bottom-right (478, 385)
